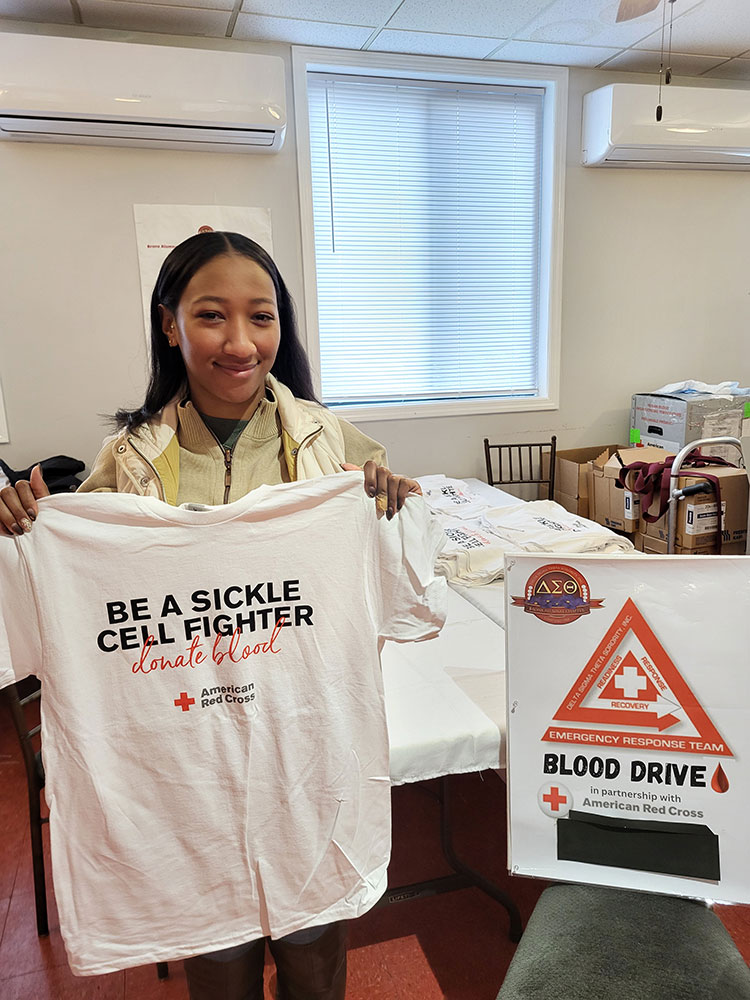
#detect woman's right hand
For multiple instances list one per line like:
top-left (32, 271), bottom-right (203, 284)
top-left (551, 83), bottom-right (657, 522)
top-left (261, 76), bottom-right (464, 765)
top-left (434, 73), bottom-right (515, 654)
top-left (0, 465), bottom-right (50, 536)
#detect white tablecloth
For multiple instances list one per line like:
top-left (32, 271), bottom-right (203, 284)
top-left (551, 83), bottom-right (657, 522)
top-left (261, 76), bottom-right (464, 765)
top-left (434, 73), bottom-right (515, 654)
top-left (450, 580), bottom-right (506, 628)
top-left (383, 586), bottom-right (506, 785)
top-left (382, 479), bottom-right (527, 785)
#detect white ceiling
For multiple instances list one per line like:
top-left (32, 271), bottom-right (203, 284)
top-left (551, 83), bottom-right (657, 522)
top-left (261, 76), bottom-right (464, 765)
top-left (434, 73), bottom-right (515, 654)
top-left (2, 0), bottom-right (750, 80)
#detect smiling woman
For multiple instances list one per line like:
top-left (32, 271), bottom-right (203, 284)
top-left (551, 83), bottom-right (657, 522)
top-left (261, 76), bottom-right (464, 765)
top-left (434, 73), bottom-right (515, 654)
top-left (0, 230), bottom-right (426, 1000)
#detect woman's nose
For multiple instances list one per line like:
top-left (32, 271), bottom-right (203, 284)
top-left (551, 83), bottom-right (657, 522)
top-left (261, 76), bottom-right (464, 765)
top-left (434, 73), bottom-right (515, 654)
top-left (223, 320), bottom-right (256, 355)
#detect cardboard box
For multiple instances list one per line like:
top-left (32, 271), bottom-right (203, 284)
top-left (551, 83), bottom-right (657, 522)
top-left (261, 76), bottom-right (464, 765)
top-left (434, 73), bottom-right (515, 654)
top-left (641, 518), bottom-right (669, 542)
top-left (554, 491), bottom-right (587, 519)
top-left (638, 535), bottom-right (708, 555)
top-left (591, 446), bottom-right (669, 532)
top-left (637, 534), bottom-right (746, 556)
top-left (688, 542), bottom-right (746, 555)
top-left (553, 445), bottom-right (620, 516)
top-left (543, 445), bottom-right (619, 518)
top-left (639, 465), bottom-right (749, 550)
top-left (631, 391), bottom-right (750, 464)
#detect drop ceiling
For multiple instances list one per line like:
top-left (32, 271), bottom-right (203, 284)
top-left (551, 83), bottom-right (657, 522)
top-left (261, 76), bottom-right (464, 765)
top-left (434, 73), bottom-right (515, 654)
top-left (2, 0), bottom-right (750, 80)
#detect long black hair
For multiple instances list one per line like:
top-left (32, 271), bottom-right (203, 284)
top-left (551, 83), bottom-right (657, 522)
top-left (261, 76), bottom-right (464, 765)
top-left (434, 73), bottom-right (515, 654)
top-left (115, 231), bottom-right (319, 430)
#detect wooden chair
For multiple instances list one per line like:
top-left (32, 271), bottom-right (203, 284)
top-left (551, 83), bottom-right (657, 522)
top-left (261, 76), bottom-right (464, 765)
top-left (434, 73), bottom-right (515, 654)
top-left (2, 679), bottom-right (169, 980)
top-left (483, 435), bottom-right (557, 499)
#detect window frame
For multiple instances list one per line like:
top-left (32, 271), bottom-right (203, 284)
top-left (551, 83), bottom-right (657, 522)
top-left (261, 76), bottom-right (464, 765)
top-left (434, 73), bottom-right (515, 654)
top-left (292, 46), bottom-right (568, 422)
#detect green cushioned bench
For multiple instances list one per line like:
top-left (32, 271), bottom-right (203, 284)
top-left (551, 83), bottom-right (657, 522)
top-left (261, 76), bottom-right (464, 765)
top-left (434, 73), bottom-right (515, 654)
top-left (497, 884), bottom-right (750, 1000)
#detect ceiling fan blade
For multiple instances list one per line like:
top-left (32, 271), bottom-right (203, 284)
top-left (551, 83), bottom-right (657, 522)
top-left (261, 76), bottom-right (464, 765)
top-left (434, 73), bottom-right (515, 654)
top-left (616, 0), bottom-right (661, 21)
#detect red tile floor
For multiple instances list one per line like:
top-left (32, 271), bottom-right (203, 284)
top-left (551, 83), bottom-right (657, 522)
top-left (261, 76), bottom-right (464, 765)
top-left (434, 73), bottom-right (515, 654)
top-left (2, 697), bottom-right (749, 1000)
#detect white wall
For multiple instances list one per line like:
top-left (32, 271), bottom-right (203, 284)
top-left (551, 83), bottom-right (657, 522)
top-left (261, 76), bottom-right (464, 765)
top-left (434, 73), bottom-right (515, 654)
top-left (1, 24), bottom-right (749, 482)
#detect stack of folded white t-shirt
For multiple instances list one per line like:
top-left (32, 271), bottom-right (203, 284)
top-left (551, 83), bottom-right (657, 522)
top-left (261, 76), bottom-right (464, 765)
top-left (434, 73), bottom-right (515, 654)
top-left (431, 516), bottom-right (510, 586)
top-left (418, 477), bottom-right (633, 586)
top-left (417, 475), bottom-right (490, 520)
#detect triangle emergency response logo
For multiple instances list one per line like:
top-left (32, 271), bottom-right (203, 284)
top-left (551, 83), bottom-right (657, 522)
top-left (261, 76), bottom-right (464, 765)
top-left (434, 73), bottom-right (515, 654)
top-left (542, 598), bottom-right (731, 757)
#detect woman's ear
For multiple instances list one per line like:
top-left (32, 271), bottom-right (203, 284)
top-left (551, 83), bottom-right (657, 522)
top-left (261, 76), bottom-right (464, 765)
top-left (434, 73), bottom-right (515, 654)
top-left (159, 305), bottom-right (177, 346)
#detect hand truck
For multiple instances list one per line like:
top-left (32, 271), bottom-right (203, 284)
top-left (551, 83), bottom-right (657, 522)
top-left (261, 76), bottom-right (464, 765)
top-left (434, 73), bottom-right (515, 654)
top-left (666, 436), bottom-right (746, 554)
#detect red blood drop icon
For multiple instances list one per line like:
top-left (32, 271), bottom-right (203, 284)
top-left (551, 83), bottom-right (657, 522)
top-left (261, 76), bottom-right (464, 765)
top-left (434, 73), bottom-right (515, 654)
top-left (711, 763), bottom-right (729, 793)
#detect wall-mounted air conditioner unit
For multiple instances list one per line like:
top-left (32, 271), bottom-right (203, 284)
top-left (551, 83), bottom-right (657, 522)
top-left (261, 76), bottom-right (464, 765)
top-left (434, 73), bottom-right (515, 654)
top-left (0, 34), bottom-right (286, 152)
top-left (582, 83), bottom-right (750, 169)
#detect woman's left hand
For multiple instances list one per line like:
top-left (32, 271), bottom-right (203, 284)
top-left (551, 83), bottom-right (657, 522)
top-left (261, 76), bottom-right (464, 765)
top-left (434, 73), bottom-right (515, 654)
top-left (341, 461), bottom-right (422, 519)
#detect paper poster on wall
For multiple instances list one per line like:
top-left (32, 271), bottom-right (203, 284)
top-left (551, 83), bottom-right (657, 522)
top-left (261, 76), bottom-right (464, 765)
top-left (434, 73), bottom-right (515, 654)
top-left (505, 553), bottom-right (750, 904)
top-left (133, 205), bottom-right (273, 341)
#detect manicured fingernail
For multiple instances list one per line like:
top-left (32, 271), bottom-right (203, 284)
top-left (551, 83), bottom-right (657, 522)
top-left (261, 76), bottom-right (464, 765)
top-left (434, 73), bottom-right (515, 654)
top-left (11, 524), bottom-right (23, 535)
top-left (368, 487), bottom-right (377, 496)
top-left (387, 508), bottom-right (394, 519)
top-left (27, 509), bottom-right (36, 520)
top-left (20, 518), bottom-right (32, 533)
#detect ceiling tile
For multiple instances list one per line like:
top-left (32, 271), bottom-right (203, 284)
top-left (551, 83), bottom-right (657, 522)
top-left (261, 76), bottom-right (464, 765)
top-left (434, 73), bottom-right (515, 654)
top-left (488, 38), bottom-right (621, 67)
top-left (633, 1), bottom-right (750, 57)
top-left (369, 28), bottom-right (501, 58)
top-left (77, 2), bottom-right (231, 34)
top-left (515, 0), bottom-right (703, 49)
top-left (702, 57), bottom-right (750, 80)
top-left (601, 48), bottom-right (729, 75)
top-left (387, 0), bottom-right (556, 39)
top-left (0, 0), bottom-right (75, 22)
top-left (122, 0), bottom-right (234, 8)
top-left (241, 0), bottom-right (396, 28)
top-left (232, 13), bottom-right (372, 46)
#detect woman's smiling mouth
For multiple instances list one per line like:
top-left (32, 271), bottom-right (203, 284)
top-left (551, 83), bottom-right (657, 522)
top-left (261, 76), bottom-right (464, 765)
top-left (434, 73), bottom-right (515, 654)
top-left (214, 362), bottom-right (259, 377)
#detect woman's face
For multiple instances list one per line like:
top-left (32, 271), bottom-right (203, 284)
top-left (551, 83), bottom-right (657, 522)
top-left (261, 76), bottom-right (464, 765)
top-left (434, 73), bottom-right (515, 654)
top-left (162, 253), bottom-right (281, 420)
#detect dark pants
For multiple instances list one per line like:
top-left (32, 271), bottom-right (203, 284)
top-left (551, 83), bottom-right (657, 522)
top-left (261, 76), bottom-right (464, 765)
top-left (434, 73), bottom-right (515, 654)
top-left (184, 922), bottom-right (347, 1000)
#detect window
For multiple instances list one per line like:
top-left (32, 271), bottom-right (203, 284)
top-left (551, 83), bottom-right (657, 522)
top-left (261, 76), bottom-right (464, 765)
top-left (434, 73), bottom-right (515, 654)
top-left (293, 50), bottom-right (567, 419)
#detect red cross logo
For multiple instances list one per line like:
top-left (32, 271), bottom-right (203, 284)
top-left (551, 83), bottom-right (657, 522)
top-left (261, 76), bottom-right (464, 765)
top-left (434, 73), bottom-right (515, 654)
top-left (542, 786), bottom-right (567, 812)
top-left (174, 692), bottom-right (195, 712)
top-left (538, 781), bottom-right (572, 818)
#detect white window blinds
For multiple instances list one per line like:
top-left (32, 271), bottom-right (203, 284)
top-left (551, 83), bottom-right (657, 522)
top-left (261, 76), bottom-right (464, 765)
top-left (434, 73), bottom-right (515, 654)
top-left (306, 72), bottom-right (545, 408)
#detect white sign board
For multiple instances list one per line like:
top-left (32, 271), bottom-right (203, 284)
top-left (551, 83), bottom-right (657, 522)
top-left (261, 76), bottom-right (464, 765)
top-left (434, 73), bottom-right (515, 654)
top-left (505, 553), bottom-right (749, 903)
top-left (133, 204), bottom-right (273, 342)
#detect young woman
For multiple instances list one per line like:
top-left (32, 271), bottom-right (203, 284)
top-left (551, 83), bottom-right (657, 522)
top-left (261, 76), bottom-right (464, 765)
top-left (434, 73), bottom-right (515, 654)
top-left (0, 231), bottom-right (422, 1000)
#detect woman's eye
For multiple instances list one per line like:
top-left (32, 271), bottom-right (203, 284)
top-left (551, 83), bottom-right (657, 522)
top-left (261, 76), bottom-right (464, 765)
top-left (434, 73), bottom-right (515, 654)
top-left (198, 311), bottom-right (223, 321)
top-left (254, 313), bottom-right (275, 324)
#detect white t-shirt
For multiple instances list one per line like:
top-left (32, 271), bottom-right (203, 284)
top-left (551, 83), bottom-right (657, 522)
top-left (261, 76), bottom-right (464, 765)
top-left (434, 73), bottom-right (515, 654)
top-left (0, 472), bottom-right (446, 975)
top-left (434, 502), bottom-right (634, 586)
top-left (416, 475), bottom-right (489, 519)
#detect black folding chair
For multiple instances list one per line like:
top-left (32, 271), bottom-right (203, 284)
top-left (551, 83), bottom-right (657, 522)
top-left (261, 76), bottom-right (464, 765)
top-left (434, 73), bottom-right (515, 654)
top-left (4, 678), bottom-right (48, 935)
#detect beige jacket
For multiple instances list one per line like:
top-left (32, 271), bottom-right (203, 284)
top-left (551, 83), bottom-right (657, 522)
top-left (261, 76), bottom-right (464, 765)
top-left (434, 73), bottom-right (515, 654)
top-left (78, 375), bottom-right (384, 506)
